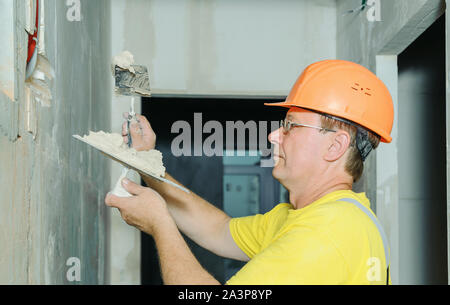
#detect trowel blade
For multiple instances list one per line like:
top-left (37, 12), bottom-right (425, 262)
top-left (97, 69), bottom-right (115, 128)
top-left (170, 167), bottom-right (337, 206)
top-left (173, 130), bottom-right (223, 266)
top-left (114, 65), bottom-right (151, 97)
top-left (72, 135), bottom-right (189, 193)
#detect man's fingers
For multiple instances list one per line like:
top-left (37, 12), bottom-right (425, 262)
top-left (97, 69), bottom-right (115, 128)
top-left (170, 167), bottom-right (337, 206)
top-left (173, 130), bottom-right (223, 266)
top-left (122, 178), bottom-right (145, 196)
top-left (129, 122), bottom-right (143, 146)
top-left (105, 192), bottom-right (125, 209)
top-left (135, 114), bottom-right (153, 137)
top-left (122, 122), bottom-right (129, 142)
top-left (122, 121), bottom-right (128, 135)
top-left (122, 114), bottom-right (155, 150)
top-left (122, 113), bottom-right (152, 136)
top-left (136, 114), bottom-right (150, 127)
top-left (123, 120), bottom-right (142, 140)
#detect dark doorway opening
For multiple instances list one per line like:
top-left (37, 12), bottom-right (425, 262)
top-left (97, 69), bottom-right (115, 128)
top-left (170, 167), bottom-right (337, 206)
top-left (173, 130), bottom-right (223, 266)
top-left (397, 14), bottom-right (447, 284)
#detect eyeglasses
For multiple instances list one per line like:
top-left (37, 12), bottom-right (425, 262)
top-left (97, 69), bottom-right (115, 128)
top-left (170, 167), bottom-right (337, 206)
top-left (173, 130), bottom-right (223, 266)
top-left (280, 120), bottom-right (336, 133)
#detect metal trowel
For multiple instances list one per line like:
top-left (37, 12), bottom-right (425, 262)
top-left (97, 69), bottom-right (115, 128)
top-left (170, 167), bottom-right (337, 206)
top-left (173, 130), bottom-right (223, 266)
top-left (113, 63), bottom-right (151, 147)
top-left (110, 52), bottom-right (189, 194)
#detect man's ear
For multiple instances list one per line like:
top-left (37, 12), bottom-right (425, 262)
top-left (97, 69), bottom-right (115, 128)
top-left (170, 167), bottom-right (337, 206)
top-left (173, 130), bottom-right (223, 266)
top-left (324, 130), bottom-right (351, 162)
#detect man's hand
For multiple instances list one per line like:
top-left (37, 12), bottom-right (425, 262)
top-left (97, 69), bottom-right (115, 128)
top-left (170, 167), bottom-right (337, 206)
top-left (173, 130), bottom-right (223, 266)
top-left (122, 113), bottom-right (156, 151)
top-left (105, 178), bottom-right (221, 285)
top-left (105, 178), bottom-right (171, 236)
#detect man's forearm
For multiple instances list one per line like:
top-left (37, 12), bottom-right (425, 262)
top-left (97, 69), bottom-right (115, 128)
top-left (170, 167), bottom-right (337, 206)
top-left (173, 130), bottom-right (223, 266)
top-left (152, 215), bottom-right (221, 285)
top-left (140, 173), bottom-right (231, 255)
top-left (141, 173), bottom-right (185, 206)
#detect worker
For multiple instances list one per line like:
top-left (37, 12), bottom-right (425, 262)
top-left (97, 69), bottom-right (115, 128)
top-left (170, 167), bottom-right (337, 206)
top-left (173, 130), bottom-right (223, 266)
top-left (105, 59), bottom-right (394, 285)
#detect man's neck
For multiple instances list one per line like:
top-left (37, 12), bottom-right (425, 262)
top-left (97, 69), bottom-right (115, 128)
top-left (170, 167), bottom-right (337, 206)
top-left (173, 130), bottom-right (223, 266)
top-left (289, 182), bottom-right (352, 210)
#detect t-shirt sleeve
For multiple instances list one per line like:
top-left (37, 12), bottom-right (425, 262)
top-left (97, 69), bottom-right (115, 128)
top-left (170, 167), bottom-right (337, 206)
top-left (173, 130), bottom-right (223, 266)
top-left (228, 213), bottom-right (267, 259)
top-left (228, 204), bottom-right (288, 259)
top-left (226, 227), bottom-right (348, 285)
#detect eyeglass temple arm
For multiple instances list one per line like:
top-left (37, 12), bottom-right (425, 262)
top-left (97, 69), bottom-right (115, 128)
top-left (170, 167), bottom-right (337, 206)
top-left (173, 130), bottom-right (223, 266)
top-left (281, 120), bottom-right (336, 133)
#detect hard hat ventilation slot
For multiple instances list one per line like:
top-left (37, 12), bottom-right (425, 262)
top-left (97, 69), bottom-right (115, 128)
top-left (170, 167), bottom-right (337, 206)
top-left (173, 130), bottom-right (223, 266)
top-left (351, 83), bottom-right (362, 92)
top-left (351, 83), bottom-right (372, 96)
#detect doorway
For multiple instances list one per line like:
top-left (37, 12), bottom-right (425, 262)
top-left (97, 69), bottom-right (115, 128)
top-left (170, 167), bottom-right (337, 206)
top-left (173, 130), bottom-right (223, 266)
top-left (397, 15), bottom-right (448, 284)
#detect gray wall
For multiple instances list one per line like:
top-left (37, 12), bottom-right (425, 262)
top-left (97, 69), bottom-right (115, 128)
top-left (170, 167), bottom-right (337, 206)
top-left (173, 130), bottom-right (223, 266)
top-left (0, 0), bottom-right (111, 284)
top-left (111, 0), bottom-right (337, 97)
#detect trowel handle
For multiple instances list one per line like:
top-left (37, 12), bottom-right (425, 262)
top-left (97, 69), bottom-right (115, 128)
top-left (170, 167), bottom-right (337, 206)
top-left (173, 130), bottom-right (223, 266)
top-left (127, 120), bottom-right (132, 148)
top-left (127, 97), bottom-right (136, 148)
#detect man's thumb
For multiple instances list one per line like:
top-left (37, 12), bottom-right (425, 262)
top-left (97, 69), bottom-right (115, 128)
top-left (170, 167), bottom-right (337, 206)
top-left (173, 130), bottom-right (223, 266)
top-left (122, 178), bottom-right (144, 195)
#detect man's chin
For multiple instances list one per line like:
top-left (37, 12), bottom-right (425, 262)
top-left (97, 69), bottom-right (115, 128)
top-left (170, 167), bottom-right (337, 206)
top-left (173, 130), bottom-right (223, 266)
top-left (271, 164), bottom-right (283, 181)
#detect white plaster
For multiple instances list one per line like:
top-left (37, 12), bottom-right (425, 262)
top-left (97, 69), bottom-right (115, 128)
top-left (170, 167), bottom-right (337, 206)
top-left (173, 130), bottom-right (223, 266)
top-left (112, 50), bottom-right (135, 74)
top-left (111, 167), bottom-right (132, 198)
top-left (73, 131), bottom-right (165, 178)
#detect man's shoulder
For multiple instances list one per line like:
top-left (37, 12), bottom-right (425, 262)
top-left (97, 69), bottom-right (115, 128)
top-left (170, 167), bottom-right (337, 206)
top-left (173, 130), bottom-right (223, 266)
top-left (263, 202), bottom-right (293, 218)
top-left (290, 197), bottom-right (375, 231)
top-left (311, 192), bottom-right (372, 215)
top-left (271, 202), bottom-right (293, 212)
top-left (260, 203), bottom-right (293, 226)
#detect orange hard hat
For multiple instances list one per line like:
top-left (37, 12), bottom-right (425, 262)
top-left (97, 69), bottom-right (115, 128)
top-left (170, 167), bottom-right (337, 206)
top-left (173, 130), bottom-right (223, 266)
top-left (265, 60), bottom-right (394, 143)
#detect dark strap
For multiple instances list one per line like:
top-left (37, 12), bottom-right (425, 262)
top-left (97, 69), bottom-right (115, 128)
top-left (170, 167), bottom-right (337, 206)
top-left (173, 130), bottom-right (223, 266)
top-left (387, 266), bottom-right (390, 285)
top-left (337, 198), bottom-right (390, 285)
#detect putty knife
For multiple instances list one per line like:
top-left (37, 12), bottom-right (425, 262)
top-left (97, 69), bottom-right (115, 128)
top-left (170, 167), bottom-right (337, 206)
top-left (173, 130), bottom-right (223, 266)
top-left (113, 64), bottom-right (151, 148)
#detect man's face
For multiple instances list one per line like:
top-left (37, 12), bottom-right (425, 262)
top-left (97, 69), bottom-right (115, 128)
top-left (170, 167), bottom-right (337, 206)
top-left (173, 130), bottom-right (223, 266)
top-left (268, 108), bottom-right (328, 188)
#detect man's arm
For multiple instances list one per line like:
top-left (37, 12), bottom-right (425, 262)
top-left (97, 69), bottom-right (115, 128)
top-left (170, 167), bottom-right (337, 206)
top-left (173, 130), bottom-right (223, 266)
top-left (123, 113), bottom-right (249, 262)
top-left (153, 211), bottom-right (221, 285)
top-left (105, 179), bottom-right (220, 284)
top-left (141, 172), bottom-right (250, 262)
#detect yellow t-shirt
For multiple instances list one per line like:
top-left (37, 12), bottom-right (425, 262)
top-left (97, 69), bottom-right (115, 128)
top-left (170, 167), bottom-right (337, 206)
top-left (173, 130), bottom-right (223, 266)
top-left (226, 190), bottom-right (390, 285)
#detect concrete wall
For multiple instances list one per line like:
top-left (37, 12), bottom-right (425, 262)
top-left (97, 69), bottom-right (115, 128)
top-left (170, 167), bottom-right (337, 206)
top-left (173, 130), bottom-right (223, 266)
top-left (336, 0), bottom-right (446, 284)
top-left (0, 0), bottom-right (111, 284)
top-left (111, 0), bottom-right (336, 97)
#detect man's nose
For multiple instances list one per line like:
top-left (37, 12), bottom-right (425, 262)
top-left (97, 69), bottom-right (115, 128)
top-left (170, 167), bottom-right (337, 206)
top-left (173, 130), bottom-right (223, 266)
top-left (268, 127), bottom-right (282, 145)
